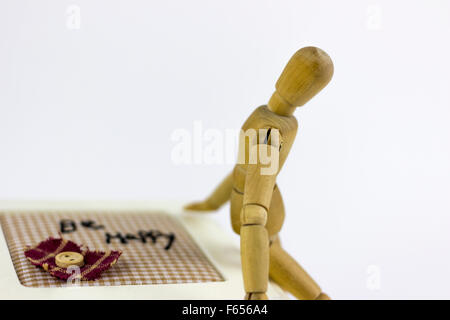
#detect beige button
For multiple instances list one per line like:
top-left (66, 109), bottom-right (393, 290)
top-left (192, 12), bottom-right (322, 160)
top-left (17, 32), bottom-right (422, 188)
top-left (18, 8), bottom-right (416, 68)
top-left (55, 251), bottom-right (84, 268)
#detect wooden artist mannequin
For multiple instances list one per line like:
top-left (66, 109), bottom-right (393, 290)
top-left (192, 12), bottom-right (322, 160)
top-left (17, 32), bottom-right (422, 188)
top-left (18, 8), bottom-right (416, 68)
top-left (186, 47), bottom-right (334, 300)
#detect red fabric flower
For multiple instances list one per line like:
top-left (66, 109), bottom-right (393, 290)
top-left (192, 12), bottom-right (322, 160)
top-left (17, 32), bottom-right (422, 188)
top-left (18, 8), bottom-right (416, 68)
top-left (24, 237), bottom-right (121, 281)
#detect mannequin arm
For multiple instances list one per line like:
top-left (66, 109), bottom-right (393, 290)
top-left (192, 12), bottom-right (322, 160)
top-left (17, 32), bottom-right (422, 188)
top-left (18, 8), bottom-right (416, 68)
top-left (184, 171), bottom-right (233, 211)
top-left (240, 144), bottom-right (278, 299)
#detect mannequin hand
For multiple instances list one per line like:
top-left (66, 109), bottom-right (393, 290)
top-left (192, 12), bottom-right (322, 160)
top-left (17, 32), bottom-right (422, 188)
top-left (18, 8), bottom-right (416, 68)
top-left (184, 199), bottom-right (218, 212)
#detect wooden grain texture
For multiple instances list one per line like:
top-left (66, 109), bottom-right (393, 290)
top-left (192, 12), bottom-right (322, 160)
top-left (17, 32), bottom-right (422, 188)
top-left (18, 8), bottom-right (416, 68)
top-left (269, 237), bottom-right (323, 300)
top-left (185, 47), bottom-right (334, 300)
top-left (268, 46), bottom-right (334, 116)
top-left (240, 224), bottom-right (269, 294)
top-left (243, 144), bottom-right (278, 210)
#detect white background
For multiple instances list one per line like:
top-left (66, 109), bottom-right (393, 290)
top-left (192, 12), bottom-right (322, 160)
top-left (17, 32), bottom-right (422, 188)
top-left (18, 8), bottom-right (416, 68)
top-left (1, 1), bottom-right (450, 299)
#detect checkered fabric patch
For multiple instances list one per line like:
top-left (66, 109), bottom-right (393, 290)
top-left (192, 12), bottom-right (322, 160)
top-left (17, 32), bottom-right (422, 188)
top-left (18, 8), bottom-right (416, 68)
top-left (0, 211), bottom-right (224, 287)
